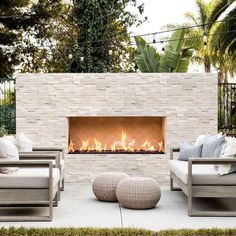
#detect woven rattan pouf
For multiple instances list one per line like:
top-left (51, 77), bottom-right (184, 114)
top-left (92, 172), bottom-right (129, 202)
top-left (116, 177), bottom-right (161, 209)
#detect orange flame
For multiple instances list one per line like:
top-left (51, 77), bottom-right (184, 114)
top-left (69, 140), bottom-right (75, 152)
top-left (70, 131), bottom-right (164, 153)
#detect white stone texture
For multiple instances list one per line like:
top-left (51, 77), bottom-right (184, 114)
top-left (16, 73), bottom-right (217, 185)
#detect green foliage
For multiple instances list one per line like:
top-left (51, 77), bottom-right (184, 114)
top-left (134, 30), bottom-right (193, 73)
top-left (133, 37), bottom-right (160, 72)
top-left (159, 29), bottom-right (193, 72)
top-left (0, 125), bottom-right (7, 137)
top-left (71, 0), bottom-right (145, 73)
top-left (0, 88), bottom-right (15, 106)
top-left (0, 0), bottom-right (64, 77)
top-left (184, 0), bottom-right (236, 76)
top-left (0, 103), bottom-right (16, 134)
top-left (0, 227), bottom-right (236, 236)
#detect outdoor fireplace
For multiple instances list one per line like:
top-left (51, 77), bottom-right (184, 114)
top-left (67, 116), bottom-right (166, 154)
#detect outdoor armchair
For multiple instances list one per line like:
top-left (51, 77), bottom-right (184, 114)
top-left (0, 157), bottom-right (60, 221)
top-left (20, 147), bottom-right (65, 191)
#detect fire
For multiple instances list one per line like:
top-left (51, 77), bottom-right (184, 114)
top-left (69, 131), bottom-right (164, 153)
top-left (68, 140), bottom-right (75, 152)
top-left (80, 139), bottom-right (89, 151)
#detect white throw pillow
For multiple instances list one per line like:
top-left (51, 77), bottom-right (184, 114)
top-left (15, 132), bottom-right (33, 152)
top-left (218, 137), bottom-right (236, 175)
top-left (0, 137), bottom-right (19, 174)
top-left (3, 135), bottom-right (15, 144)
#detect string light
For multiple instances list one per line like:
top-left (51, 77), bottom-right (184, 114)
top-left (203, 31), bottom-right (207, 50)
top-left (161, 41), bottom-right (165, 52)
top-left (108, 49), bottom-right (113, 55)
top-left (42, 58), bottom-right (46, 64)
top-left (68, 53), bottom-right (73, 59)
top-left (8, 57), bottom-right (12, 62)
top-left (203, 31), bottom-right (207, 43)
top-left (152, 34), bottom-right (156, 44)
top-left (80, 56), bottom-right (84, 62)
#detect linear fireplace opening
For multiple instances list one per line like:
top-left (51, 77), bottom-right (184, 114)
top-left (67, 116), bottom-right (166, 154)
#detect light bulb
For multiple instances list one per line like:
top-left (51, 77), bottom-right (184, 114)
top-left (80, 56), bottom-right (84, 62)
top-left (8, 57), bottom-right (12, 62)
top-left (203, 32), bottom-right (207, 43)
top-left (109, 49), bottom-right (113, 55)
top-left (68, 54), bottom-right (73, 59)
top-left (153, 34), bottom-right (156, 44)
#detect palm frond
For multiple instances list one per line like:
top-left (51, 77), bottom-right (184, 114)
top-left (195, 0), bottom-right (209, 27)
top-left (208, 0), bottom-right (231, 28)
top-left (184, 11), bottom-right (199, 25)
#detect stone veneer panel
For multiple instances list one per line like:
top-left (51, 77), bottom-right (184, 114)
top-left (16, 73), bottom-right (217, 185)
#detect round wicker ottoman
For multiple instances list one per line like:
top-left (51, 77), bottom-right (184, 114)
top-left (92, 172), bottom-right (129, 202)
top-left (116, 177), bottom-right (161, 209)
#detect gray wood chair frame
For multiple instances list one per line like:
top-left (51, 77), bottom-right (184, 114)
top-left (0, 160), bottom-right (59, 222)
top-left (19, 152), bottom-right (61, 202)
top-left (170, 148), bottom-right (236, 216)
top-left (32, 147), bottom-right (65, 191)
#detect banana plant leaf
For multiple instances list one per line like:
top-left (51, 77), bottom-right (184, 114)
top-left (176, 48), bottom-right (194, 72)
top-left (158, 29), bottom-right (186, 72)
top-left (133, 36), bottom-right (160, 72)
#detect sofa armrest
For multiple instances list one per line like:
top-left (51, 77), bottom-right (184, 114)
top-left (33, 147), bottom-right (65, 160)
top-left (188, 158), bottom-right (236, 165)
top-left (187, 158), bottom-right (236, 187)
top-left (170, 147), bottom-right (180, 160)
top-left (19, 152), bottom-right (60, 169)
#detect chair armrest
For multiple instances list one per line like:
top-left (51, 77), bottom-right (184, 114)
top-left (170, 147), bottom-right (180, 160)
top-left (0, 160), bottom-right (52, 168)
top-left (0, 160), bottom-right (53, 190)
top-left (19, 152), bottom-right (60, 169)
top-left (32, 147), bottom-right (65, 159)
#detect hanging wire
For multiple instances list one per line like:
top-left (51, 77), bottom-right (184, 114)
top-left (1, 15), bottom-right (236, 46)
top-left (5, 28), bottom-right (235, 50)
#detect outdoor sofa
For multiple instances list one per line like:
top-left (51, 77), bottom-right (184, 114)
top-left (0, 153), bottom-right (61, 221)
top-left (169, 147), bottom-right (236, 216)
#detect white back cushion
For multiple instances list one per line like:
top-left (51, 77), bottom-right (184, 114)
top-left (0, 137), bottom-right (19, 174)
top-left (195, 134), bottom-right (206, 146)
top-left (15, 132), bottom-right (33, 152)
top-left (218, 137), bottom-right (236, 175)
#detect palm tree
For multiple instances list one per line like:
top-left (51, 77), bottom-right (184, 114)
top-left (184, 0), bottom-right (236, 74)
top-left (209, 0), bottom-right (236, 82)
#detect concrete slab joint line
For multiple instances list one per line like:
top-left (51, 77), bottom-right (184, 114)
top-left (16, 73), bottom-right (217, 185)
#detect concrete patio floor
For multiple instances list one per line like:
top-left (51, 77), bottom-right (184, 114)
top-left (0, 184), bottom-right (236, 230)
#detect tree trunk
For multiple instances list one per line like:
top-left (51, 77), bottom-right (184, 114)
top-left (218, 71), bottom-right (223, 83)
top-left (204, 55), bottom-right (211, 73)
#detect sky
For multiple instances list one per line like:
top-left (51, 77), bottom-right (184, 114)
top-left (130, 0), bottom-right (199, 36)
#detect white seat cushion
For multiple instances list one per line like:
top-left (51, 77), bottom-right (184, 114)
top-left (168, 160), bottom-right (236, 185)
top-left (0, 167), bottom-right (60, 188)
